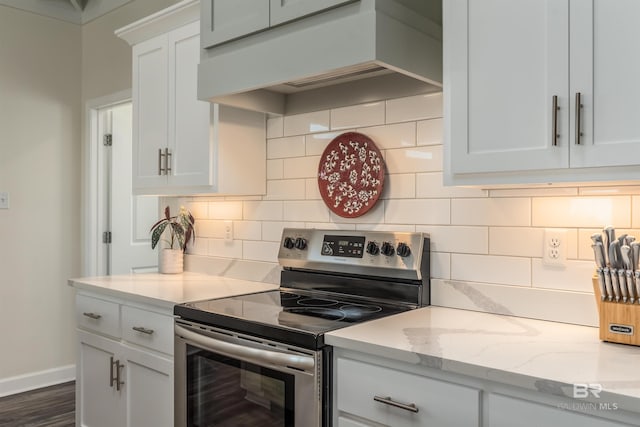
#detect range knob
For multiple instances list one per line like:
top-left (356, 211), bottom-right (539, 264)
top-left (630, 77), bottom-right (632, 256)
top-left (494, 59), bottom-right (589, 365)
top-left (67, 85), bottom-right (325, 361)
top-left (283, 237), bottom-right (295, 249)
top-left (366, 241), bottom-right (380, 255)
top-left (396, 242), bottom-right (411, 257)
top-left (294, 237), bottom-right (307, 250)
top-left (380, 241), bottom-right (395, 257)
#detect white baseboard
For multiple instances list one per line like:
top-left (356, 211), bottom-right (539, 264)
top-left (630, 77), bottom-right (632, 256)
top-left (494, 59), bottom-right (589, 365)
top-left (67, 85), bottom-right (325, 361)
top-left (0, 364), bottom-right (75, 398)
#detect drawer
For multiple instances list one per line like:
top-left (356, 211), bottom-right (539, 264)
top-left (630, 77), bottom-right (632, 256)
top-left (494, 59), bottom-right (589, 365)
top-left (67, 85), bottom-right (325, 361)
top-left (122, 305), bottom-right (173, 355)
top-left (337, 357), bottom-right (480, 427)
top-left (76, 294), bottom-right (120, 338)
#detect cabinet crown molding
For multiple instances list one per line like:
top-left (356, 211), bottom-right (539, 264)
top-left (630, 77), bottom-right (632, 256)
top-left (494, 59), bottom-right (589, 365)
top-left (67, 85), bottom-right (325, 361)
top-left (115, 0), bottom-right (199, 46)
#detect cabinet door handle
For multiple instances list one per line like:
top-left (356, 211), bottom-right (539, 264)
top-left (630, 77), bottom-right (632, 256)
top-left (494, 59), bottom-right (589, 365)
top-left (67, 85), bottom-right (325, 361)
top-left (109, 356), bottom-right (116, 388)
top-left (575, 92), bottom-right (583, 145)
top-left (82, 312), bottom-right (102, 320)
top-left (373, 395), bottom-right (419, 413)
top-left (158, 148), bottom-right (165, 175)
top-left (115, 361), bottom-right (124, 391)
top-left (109, 356), bottom-right (125, 391)
top-left (552, 95), bottom-right (560, 146)
top-left (132, 326), bottom-right (154, 335)
top-left (165, 148), bottom-right (172, 175)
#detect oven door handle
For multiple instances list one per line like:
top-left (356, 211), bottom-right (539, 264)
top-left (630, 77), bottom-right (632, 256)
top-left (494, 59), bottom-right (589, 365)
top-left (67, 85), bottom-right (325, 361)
top-left (175, 324), bottom-right (315, 371)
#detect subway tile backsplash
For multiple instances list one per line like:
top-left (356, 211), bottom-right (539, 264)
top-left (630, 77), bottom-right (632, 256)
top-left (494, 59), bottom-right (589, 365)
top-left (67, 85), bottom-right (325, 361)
top-left (174, 92), bottom-right (640, 327)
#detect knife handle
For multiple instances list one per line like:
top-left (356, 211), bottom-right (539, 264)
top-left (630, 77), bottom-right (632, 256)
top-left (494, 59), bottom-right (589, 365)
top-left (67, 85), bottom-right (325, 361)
top-left (625, 270), bottom-right (635, 304)
top-left (617, 270), bottom-right (628, 302)
top-left (596, 268), bottom-right (606, 301)
top-left (635, 271), bottom-right (640, 305)
top-left (610, 269), bottom-right (621, 302)
top-left (603, 268), bottom-right (614, 301)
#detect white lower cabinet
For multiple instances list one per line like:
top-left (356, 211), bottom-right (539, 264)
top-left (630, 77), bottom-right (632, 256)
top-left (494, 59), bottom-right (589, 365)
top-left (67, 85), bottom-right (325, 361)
top-left (122, 344), bottom-right (173, 427)
top-left (77, 333), bottom-right (124, 427)
top-left (486, 394), bottom-right (629, 427)
top-left (75, 293), bottom-right (174, 427)
top-left (335, 356), bottom-right (480, 426)
top-left (334, 351), bottom-right (636, 427)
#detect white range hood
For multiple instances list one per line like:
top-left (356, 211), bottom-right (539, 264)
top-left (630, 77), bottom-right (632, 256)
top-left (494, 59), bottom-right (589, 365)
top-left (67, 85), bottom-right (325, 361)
top-left (197, 0), bottom-right (443, 115)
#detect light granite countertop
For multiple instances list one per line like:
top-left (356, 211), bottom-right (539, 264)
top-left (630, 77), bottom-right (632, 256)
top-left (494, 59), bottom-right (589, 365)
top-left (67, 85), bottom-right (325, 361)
top-left (326, 306), bottom-right (640, 413)
top-left (68, 272), bottom-right (279, 309)
top-left (68, 273), bottom-right (640, 414)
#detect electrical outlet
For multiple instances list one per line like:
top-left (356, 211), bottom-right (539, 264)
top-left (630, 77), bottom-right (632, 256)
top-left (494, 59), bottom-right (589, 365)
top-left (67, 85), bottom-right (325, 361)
top-left (0, 192), bottom-right (8, 209)
top-left (224, 221), bottom-right (233, 242)
top-left (543, 229), bottom-right (567, 267)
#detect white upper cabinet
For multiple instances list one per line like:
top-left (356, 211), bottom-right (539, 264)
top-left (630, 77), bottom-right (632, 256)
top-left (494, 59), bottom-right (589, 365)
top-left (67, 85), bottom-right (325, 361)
top-left (569, 0), bottom-right (640, 168)
top-left (445, 0), bottom-right (640, 185)
top-left (166, 22), bottom-right (211, 188)
top-left (446, 0), bottom-right (569, 175)
top-left (132, 35), bottom-right (168, 190)
top-left (118, 0), bottom-right (266, 196)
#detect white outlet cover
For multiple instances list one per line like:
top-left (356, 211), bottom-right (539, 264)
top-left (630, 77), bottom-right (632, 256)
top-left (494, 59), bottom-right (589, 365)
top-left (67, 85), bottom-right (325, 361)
top-left (543, 228), bottom-right (567, 267)
top-left (224, 220), bottom-right (233, 241)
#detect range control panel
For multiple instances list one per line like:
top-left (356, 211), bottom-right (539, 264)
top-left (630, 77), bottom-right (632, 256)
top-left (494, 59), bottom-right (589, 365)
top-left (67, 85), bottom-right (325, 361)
top-left (278, 228), bottom-right (429, 280)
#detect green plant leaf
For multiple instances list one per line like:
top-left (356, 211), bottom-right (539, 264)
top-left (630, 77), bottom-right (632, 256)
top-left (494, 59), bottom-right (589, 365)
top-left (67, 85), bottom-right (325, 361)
top-left (151, 222), bottom-right (168, 249)
top-left (149, 218), bottom-right (167, 232)
top-left (170, 222), bottom-right (185, 250)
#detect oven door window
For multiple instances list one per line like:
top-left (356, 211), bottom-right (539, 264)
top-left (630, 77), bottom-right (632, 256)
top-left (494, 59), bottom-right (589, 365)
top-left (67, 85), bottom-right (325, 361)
top-left (187, 344), bottom-right (295, 426)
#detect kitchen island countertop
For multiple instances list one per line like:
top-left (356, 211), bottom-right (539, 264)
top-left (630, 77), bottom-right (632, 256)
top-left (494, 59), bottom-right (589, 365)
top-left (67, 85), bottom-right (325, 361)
top-left (326, 306), bottom-right (640, 413)
top-left (68, 272), bottom-right (279, 309)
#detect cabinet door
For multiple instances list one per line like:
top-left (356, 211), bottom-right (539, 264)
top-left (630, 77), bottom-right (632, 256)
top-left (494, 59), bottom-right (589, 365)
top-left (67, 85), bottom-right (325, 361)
top-left (446, 0), bottom-right (569, 174)
top-left (77, 332), bottom-right (125, 427)
top-left (270, 0), bottom-right (357, 26)
top-left (201, 0), bottom-right (270, 48)
top-left (570, 1), bottom-right (640, 168)
top-left (122, 344), bottom-right (173, 427)
top-left (132, 35), bottom-right (168, 190)
top-left (487, 394), bottom-right (628, 427)
top-left (167, 21), bottom-right (212, 188)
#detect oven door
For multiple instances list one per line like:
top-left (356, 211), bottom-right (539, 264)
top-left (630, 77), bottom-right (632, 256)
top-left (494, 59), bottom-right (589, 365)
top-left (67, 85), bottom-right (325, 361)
top-left (175, 321), bottom-right (321, 427)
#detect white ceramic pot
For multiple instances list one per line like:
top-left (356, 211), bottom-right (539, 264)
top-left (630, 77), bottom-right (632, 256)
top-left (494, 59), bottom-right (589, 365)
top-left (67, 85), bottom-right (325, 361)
top-left (159, 248), bottom-right (184, 274)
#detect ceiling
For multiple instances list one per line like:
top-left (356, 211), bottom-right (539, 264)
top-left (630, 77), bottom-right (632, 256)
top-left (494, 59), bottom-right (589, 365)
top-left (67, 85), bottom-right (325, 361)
top-left (0, 0), bottom-right (131, 24)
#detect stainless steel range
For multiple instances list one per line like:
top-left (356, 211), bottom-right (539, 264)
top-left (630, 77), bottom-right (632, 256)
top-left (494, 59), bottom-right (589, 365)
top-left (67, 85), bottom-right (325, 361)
top-left (174, 228), bottom-right (430, 427)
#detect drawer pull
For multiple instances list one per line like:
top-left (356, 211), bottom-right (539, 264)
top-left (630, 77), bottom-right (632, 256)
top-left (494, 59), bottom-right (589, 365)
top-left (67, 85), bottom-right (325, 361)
top-left (132, 326), bottom-right (154, 335)
top-left (83, 312), bottom-right (102, 320)
top-left (374, 395), bottom-right (419, 413)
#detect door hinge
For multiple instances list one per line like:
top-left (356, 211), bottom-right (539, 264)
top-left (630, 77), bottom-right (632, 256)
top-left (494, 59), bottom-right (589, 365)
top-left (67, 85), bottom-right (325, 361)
top-left (103, 133), bottom-right (113, 146)
top-left (103, 231), bottom-right (112, 244)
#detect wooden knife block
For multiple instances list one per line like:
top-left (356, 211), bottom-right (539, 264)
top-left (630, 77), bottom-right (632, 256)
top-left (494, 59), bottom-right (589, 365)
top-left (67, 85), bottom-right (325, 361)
top-left (592, 275), bottom-right (640, 346)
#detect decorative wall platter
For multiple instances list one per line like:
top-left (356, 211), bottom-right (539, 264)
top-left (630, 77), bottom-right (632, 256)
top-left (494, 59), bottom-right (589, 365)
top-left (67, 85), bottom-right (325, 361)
top-left (317, 132), bottom-right (385, 218)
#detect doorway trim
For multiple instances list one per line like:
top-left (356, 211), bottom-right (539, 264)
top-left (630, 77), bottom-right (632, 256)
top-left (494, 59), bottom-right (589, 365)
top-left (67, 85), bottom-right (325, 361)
top-left (82, 89), bottom-right (131, 276)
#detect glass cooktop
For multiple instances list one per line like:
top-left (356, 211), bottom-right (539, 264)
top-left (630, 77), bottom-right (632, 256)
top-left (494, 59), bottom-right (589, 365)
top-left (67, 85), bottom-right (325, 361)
top-left (174, 289), bottom-right (411, 350)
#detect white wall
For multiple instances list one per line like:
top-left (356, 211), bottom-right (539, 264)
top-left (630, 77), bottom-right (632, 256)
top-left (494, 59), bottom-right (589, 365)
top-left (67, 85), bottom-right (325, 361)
top-left (0, 6), bottom-right (81, 387)
top-left (176, 92), bottom-right (640, 327)
top-left (0, 0), bottom-right (179, 394)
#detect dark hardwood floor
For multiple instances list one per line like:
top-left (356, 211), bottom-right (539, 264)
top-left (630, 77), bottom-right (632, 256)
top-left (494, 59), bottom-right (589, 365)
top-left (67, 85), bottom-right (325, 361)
top-left (0, 382), bottom-right (74, 427)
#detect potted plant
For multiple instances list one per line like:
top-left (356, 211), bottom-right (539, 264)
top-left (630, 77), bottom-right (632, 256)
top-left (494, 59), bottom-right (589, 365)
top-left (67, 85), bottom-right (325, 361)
top-left (150, 206), bottom-right (195, 274)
